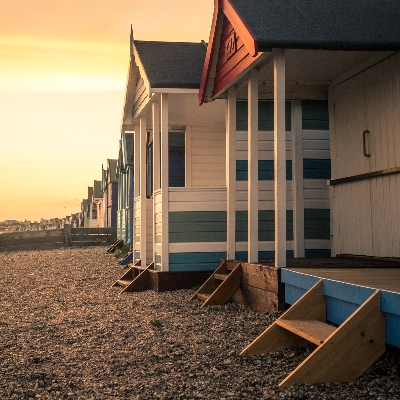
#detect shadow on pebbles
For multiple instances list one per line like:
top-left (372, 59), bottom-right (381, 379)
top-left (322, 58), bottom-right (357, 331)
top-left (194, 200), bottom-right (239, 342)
top-left (0, 246), bottom-right (399, 399)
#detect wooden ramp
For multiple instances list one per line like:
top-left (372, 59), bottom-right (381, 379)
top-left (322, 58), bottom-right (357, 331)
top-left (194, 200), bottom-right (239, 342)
top-left (105, 239), bottom-right (124, 254)
top-left (112, 261), bottom-right (154, 294)
top-left (190, 261), bottom-right (242, 307)
top-left (241, 280), bottom-right (386, 387)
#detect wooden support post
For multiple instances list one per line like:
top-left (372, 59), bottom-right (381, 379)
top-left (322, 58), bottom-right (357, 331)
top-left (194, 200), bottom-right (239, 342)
top-left (134, 126), bottom-right (140, 200)
top-left (160, 93), bottom-right (169, 271)
top-left (133, 124), bottom-right (140, 255)
top-left (274, 48), bottom-right (286, 267)
top-left (64, 224), bottom-right (71, 246)
top-left (140, 116), bottom-right (147, 265)
top-left (248, 69), bottom-right (259, 263)
top-left (227, 86), bottom-right (237, 260)
top-left (153, 102), bottom-right (161, 191)
top-left (292, 100), bottom-right (305, 258)
top-left (152, 101), bottom-right (160, 267)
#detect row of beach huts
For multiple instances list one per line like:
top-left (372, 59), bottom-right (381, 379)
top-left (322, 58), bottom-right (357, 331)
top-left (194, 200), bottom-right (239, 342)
top-left (79, 0), bottom-right (400, 388)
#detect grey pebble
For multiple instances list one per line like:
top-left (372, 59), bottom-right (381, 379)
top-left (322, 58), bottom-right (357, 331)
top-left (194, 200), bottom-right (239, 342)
top-left (0, 246), bottom-right (399, 399)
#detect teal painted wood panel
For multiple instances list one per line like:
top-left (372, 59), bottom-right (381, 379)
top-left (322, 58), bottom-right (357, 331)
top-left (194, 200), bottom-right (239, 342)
top-left (169, 251), bottom-right (226, 271)
top-left (236, 210), bottom-right (293, 242)
top-left (169, 211), bottom-right (227, 243)
top-left (303, 159), bottom-right (331, 179)
top-left (305, 249), bottom-right (331, 258)
top-left (236, 100), bottom-right (291, 131)
top-left (302, 100), bottom-right (329, 130)
top-left (236, 160), bottom-right (292, 181)
top-left (235, 250), bottom-right (294, 260)
top-left (304, 208), bottom-right (330, 240)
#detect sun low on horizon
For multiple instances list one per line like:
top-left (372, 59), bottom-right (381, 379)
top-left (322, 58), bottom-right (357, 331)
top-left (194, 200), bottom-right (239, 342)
top-left (0, 0), bottom-right (214, 222)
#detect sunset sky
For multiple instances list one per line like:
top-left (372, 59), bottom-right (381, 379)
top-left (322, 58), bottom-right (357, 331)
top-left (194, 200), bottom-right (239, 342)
top-left (0, 0), bottom-right (213, 222)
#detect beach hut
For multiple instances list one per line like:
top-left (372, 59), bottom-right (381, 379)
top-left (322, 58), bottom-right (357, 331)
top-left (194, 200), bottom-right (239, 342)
top-left (113, 30), bottom-right (228, 290)
top-left (116, 133), bottom-right (134, 246)
top-left (104, 159), bottom-right (119, 228)
top-left (198, 0), bottom-right (400, 386)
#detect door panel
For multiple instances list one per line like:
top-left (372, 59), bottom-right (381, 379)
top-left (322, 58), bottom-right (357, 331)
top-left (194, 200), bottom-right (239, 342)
top-left (332, 54), bottom-right (400, 257)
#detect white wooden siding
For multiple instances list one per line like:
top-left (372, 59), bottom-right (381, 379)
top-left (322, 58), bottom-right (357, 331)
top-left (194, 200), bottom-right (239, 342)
top-left (190, 125), bottom-right (226, 187)
top-left (303, 180), bottom-right (330, 209)
top-left (134, 197), bottom-right (140, 254)
top-left (236, 131), bottom-right (293, 159)
top-left (236, 131), bottom-right (293, 211)
top-left (331, 53), bottom-right (400, 257)
top-left (169, 187), bottom-right (227, 212)
top-left (132, 78), bottom-right (148, 118)
top-left (146, 199), bottom-right (153, 265)
top-left (302, 130), bottom-right (330, 159)
top-left (236, 181), bottom-right (293, 210)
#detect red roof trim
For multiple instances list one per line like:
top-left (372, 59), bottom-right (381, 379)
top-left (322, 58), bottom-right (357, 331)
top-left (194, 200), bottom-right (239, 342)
top-left (220, 0), bottom-right (258, 57)
top-left (198, 0), bottom-right (258, 105)
top-left (198, 0), bottom-right (220, 105)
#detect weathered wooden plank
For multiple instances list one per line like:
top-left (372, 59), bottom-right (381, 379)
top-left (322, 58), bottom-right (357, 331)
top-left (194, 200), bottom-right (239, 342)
top-left (70, 235), bottom-right (112, 242)
top-left (0, 229), bottom-right (64, 241)
top-left (0, 235), bottom-right (64, 247)
top-left (276, 319), bottom-right (336, 345)
top-left (71, 228), bottom-right (115, 235)
top-left (239, 263), bottom-right (280, 292)
top-left (240, 322), bottom-right (308, 356)
top-left (232, 285), bottom-right (281, 313)
top-left (0, 243), bottom-right (64, 252)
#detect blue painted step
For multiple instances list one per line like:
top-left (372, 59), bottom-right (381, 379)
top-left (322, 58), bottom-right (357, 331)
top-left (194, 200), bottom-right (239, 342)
top-left (120, 250), bottom-right (133, 265)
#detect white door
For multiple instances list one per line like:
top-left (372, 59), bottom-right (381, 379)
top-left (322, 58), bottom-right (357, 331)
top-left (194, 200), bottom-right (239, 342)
top-left (331, 54), bottom-right (400, 258)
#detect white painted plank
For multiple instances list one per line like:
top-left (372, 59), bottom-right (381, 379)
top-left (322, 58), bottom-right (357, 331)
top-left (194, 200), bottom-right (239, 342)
top-left (248, 69), bottom-right (259, 263)
top-left (169, 242), bottom-right (227, 253)
top-left (274, 48), bottom-right (286, 267)
top-left (160, 93), bottom-right (169, 271)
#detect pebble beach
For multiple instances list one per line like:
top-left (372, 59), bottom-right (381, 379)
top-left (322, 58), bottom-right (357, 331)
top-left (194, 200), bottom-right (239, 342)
top-left (0, 246), bottom-right (399, 399)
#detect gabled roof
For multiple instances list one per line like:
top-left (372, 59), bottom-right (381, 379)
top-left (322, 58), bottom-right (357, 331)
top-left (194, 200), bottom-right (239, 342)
top-left (134, 41), bottom-right (206, 89)
top-left (88, 186), bottom-right (93, 202)
top-left (93, 180), bottom-right (102, 199)
top-left (230, 0), bottom-right (400, 52)
top-left (107, 159), bottom-right (118, 183)
top-left (123, 132), bottom-right (134, 166)
top-left (199, 0), bottom-right (400, 104)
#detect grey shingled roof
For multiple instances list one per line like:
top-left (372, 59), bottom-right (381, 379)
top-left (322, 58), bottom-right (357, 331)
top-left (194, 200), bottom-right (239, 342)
top-left (134, 41), bottom-right (206, 88)
top-left (107, 159), bottom-right (118, 183)
top-left (93, 180), bottom-right (102, 199)
top-left (124, 133), bottom-right (134, 165)
top-left (231, 0), bottom-right (400, 51)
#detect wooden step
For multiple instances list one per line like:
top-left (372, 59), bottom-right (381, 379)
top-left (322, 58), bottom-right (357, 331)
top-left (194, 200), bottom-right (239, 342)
top-left (276, 319), bottom-right (336, 345)
top-left (226, 261), bottom-right (238, 271)
top-left (116, 279), bottom-right (133, 288)
top-left (120, 262), bottom-right (154, 293)
top-left (214, 273), bottom-right (229, 281)
top-left (240, 280), bottom-right (386, 388)
top-left (196, 293), bottom-right (210, 302)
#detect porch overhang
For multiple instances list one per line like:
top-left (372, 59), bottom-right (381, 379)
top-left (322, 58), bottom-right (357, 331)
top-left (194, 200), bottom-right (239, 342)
top-left (200, 0), bottom-right (400, 103)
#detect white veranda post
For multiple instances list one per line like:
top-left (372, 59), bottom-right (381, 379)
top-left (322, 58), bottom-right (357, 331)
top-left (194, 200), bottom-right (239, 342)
top-left (273, 48), bottom-right (287, 267)
top-left (248, 69), bottom-right (259, 263)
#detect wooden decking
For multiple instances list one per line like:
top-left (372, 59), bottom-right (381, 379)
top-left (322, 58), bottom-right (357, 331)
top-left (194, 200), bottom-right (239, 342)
top-left (288, 268), bottom-right (400, 293)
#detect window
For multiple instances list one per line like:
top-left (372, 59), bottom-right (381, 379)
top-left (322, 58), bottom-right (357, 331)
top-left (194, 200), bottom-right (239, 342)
top-left (169, 132), bottom-right (185, 187)
top-left (146, 132), bottom-right (153, 198)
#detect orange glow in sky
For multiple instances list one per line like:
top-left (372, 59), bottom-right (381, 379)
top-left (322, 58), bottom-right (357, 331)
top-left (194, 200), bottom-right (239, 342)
top-left (0, 0), bottom-right (214, 222)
